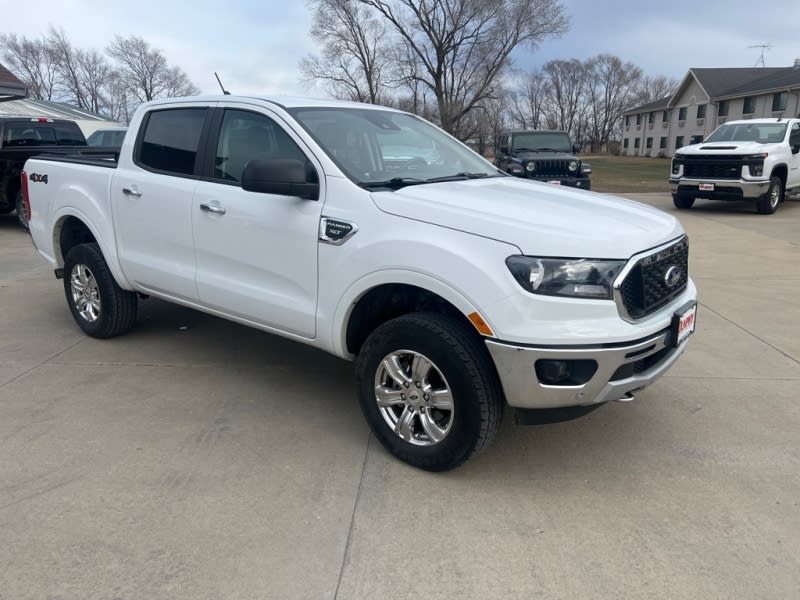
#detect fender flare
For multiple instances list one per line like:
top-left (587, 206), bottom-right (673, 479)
top-left (51, 207), bottom-right (134, 290)
top-left (328, 269), bottom-right (489, 358)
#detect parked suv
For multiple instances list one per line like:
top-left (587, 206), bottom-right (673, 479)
top-left (495, 130), bottom-right (591, 189)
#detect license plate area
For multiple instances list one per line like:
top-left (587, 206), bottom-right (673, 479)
top-left (698, 183), bottom-right (715, 191)
top-left (672, 301), bottom-right (697, 347)
top-left (547, 180), bottom-right (561, 185)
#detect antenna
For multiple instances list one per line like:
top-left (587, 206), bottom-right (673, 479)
top-left (214, 72), bottom-right (231, 95)
top-left (748, 43), bottom-right (772, 68)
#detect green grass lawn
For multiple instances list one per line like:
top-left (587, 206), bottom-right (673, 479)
top-left (583, 154), bottom-right (672, 193)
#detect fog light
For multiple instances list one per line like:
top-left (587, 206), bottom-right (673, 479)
top-left (535, 359), bottom-right (598, 386)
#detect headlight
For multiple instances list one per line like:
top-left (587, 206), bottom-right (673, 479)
top-left (506, 256), bottom-right (626, 299)
top-left (568, 160), bottom-right (578, 172)
top-left (671, 162), bottom-right (681, 175)
top-left (525, 161), bottom-right (536, 172)
top-left (749, 163), bottom-right (763, 177)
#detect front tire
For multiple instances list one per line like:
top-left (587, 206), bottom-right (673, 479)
top-left (63, 243), bottom-right (138, 338)
top-left (355, 312), bottom-right (503, 471)
top-left (757, 176), bottom-right (782, 215)
top-left (673, 192), bottom-right (695, 209)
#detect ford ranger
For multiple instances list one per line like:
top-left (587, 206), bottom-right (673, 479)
top-left (23, 96), bottom-right (697, 471)
top-left (670, 118), bottom-right (800, 214)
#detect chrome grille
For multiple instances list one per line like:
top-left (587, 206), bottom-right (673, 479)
top-left (618, 237), bottom-right (689, 320)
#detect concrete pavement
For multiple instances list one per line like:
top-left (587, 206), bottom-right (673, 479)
top-left (1, 195), bottom-right (799, 599)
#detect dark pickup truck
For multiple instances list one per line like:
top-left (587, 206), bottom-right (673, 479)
top-left (495, 130), bottom-right (592, 190)
top-left (0, 117), bottom-right (117, 228)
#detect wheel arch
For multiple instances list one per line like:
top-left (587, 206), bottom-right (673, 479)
top-left (51, 209), bottom-right (133, 289)
top-left (771, 164), bottom-right (788, 187)
top-left (331, 271), bottom-right (494, 358)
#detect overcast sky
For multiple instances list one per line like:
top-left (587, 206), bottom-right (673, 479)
top-left (3, 0), bottom-right (800, 97)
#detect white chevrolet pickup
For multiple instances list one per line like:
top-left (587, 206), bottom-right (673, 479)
top-left (670, 118), bottom-right (800, 214)
top-left (23, 96), bottom-right (697, 470)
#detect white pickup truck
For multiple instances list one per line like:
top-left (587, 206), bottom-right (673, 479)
top-left (23, 95), bottom-right (697, 470)
top-left (670, 118), bottom-right (800, 214)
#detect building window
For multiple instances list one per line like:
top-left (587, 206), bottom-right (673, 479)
top-left (676, 136), bottom-right (684, 149)
top-left (678, 107), bottom-right (687, 121)
top-left (659, 137), bottom-right (667, 149)
top-left (625, 115), bottom-right (630, 126)
top-left (662, 110), bottom-right (669, 123)
top-left (634, 138), bottom-right (640, 148)
top-left (717, 101), bottom-right (729, 117)
top-left (623, 138), bottom-right (629, 148)
top-left (772, 92), bottom-right (788, 112)
top-left (648, 112), bottom-right (655, 124)
top-left (646, 137), bottom-right (653, 149)
top-left (696, 104), bottom-right (706, 119)
top-left (743, 96), bottom-right (756, 114)
top-left (636, 114), bottom-right (642, 125)
top-left (690, 135), bottom-right (703, 144)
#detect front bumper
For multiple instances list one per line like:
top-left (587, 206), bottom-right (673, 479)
top-left (669, 177), bottom-right (769, 200)
top-left (527, 175), bottom-right (591, 190)
top-left (486, 326), bottom-right (689, 409)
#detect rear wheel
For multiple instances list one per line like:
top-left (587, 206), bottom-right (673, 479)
top-left (63, 243), bottom-right (138, 338)
top-left (355, 312), bottom-right (503, 471)
top-left (756, 176), bottom-right (782, 215)
top-left (672, 192), bottom-right (695, 209)
top-left (15, 190), bottom-right (29, 229)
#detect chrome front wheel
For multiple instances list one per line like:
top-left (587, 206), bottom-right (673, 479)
top-left (374, 350), bottom-right (455, 446)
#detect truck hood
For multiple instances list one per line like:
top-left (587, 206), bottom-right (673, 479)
top-left (675, 141), bottom-right (780, 155)
top-left (511, 151), bottom-right (576, 161)
top-left (370, 177), bottom-right (683, 258)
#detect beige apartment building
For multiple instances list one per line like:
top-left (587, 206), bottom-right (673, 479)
top-left (621, 61), bottom-right (800, 157)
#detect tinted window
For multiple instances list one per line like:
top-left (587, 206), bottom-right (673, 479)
top-left (214, 110), bottom-right (307, 182)
top-left (139, 109), bottom-right (207, 175)
top-left (2, 121), bottom-right (86, 147)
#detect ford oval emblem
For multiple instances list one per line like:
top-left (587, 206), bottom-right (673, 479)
top-left (664, 265), bottom-right (683, 288)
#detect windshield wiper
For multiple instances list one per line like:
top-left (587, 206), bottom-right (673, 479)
top-left (359, 177), bottom-right (426, 191)
top-left (425, 172), bottom-right (495, 183)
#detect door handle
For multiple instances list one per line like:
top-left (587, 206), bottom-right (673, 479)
top-left (122, 186), bottom-right (142, 197)
top-left (200, 202), bottom-right (226, 215)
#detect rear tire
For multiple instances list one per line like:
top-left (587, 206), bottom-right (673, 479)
top-left (15, 190), bottom-right (29, 229)
top-left (63, 243), bottom-right (138, 338)
top-left (756, 176), bottom-right (782, 215)
top-left (355, 312), bottom-right (503, 471)
top-left (672, 192), bottom-right (695, 209)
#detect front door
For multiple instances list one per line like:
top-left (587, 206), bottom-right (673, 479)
top-left (192, 106), bottom-right (323, 338)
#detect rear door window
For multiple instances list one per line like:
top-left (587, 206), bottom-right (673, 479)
top-left (137, 108), bottom-right (208, 176)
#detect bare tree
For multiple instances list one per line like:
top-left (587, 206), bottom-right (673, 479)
top-left (585, 54), bottom-right (642, 151)
top-left (354, 0), bottom-right (569, 138)
top-left (540, 58), bottom-right (586, 136)
top-left (301, 0), bottom-right (391, 103)
top-left (508, 69), bottom-right (549, 130)
top-left (0, 33), bottom-right (59, 100)
top-left (632, 74), bottom-right (678, 106)
top-left (107, 35), bottom-right (199, 107)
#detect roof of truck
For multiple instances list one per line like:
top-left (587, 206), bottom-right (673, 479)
top-left (145, 95), bottom-right (403, 111)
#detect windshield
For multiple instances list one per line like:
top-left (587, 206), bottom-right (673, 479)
top-left (287, 107), bottom-right (501, 186)
top-left (511, 132), bottom-right (571, 152)
top-left (704, 122), bottom-right (787, 144)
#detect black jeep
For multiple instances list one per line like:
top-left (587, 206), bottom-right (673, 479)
top-left (495, 130), bottom-right (591, 190)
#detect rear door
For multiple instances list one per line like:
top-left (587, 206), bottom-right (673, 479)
top-left (113, 104), bottom-right (213, 301)
top-left (789, 122), bottom-right (800, 187)
top-left (191, 104), bottom-right (324, 338)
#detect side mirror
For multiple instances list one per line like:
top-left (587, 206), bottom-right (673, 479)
top-left (573, 144), bottom-right (580, 154)
top-left (241, 159), bottom-right (319, 200)
top-left (499, 145), bottom-right (509, 155)
top-left (790, 132), bottom-right (800, 154)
